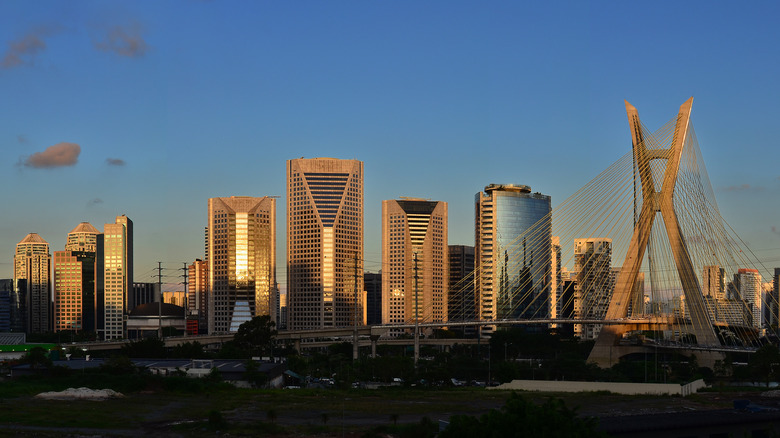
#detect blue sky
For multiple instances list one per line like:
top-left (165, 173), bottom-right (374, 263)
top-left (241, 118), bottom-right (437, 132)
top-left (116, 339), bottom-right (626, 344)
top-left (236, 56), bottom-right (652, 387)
top-left (2, 1), bottom-right (779, 286)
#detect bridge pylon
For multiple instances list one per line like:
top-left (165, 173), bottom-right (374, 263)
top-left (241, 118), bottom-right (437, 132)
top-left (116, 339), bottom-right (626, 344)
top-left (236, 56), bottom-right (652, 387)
top-left (588, 98), bottom-right (720, 367)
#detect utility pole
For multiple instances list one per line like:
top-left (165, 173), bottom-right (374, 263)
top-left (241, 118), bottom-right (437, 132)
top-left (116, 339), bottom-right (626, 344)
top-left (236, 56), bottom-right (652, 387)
top-left (353, 252), bottom-right (359, 361)
top-left (413, 252), bottom-right (419, 368)
top-left (182, 262), bottom-right (189, 337)
top-left (157, 262), bottom-right (163, 339)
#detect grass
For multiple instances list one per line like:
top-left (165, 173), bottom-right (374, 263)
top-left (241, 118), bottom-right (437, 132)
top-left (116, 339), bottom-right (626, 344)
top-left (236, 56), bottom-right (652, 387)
top-left (0, 377), bottom-right (751, 437)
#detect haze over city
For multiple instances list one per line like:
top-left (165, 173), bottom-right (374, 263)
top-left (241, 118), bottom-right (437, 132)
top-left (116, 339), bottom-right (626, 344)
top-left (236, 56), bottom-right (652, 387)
top-left (2, 1), bottom-right (779, 288)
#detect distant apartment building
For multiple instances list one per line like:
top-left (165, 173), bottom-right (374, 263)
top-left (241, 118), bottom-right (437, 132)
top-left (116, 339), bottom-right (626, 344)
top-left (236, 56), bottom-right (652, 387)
top-left (207, 196), bottom-right (276, 333)
top-left (102, 215), bottom-right (133, 340)
top-left (475, 184), bottom-right (551, 334)
top-left (188, 259), bottom-right (208, 333)
top-left (286, 158), bottom-right (364, 330)
top-left (573, 238), bottom-right (613, 340)
top-left (381, 198), bottom-right (448, 330)
top-left (735, 268), bottom-right (763, 328)
top-left (702, 265), bottom-right (727, 300)
top-left (14, 233), bottom-right (51, 334)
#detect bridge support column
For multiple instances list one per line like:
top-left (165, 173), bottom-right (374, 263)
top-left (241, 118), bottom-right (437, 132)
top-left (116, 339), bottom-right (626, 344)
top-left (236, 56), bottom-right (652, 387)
top-left (370, 335), bottom-right (380, 358)
top-left (293, 339), bottom-right (301, 355)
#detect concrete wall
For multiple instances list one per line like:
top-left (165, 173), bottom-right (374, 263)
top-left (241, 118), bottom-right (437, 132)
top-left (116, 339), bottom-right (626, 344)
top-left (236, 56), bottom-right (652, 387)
top-left (490, 379), bottom-right (706, 396)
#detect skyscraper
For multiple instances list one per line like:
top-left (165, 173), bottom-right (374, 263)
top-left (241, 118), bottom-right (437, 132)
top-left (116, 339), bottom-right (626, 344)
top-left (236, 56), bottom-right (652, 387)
top-left (188, 259), bottom-right (208, 334)
top-left (573, 238), bottom-right (613, 340)
top-left (735, 268), bottom-right (763, 328)
top-left (448, 245), bottom-right (475, 324)
top-left (103, 215), bottom-right (133, 340)
top-left (54, 222), bottom-right (102, 333)
top-left (207, 196), bottom-right (276, 333)
top-left (382, 198), bottom-right (448, 329)
top-left (475, 184), bottom-right (551, 334)
top-left (287, 158), bottom-right (363, 330)
top-left (14, 233), bottom-right (51, 334)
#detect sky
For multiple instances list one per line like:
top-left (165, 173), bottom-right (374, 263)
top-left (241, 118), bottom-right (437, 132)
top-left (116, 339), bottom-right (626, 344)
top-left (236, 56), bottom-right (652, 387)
top-left (2, 1), bottom-right (779, 289)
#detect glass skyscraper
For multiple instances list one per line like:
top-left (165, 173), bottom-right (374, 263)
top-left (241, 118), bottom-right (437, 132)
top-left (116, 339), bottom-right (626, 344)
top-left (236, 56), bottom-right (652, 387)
top-left (475, 184), bottom-right (551, 334)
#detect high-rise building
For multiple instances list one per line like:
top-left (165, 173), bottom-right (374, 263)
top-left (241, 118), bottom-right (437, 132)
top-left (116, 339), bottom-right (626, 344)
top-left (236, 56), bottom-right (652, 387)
top-left (14, 233), bottom-right (51, 334)
top-left (207, 196), bottom-right (276, 333)
top-left (364, 272), bottom-right (382, 326)
top-left (103, 215), bottom-right (133, 340)
top-left (550, 237), bottom-right (562, 323)
top-left (188, 259), bottom-right (208, 333)
top-left (770, 268), bottom-right (780, 328)
top-left (381, 198), bottom-right (448, 329)
top-left (131, 282), bottom-right (159, 310)
top-left (287, 158), bottom-right (364, 330)
top-left (702, 265), bottom-right (726, 300)
top-left (475, 184), bottom-right (551, 334)
top-left (573, 238), bottom-right (613, 340)
top-left (448, 245), bottom-right (475, 324)
top-left (53, 222), bottom-right (102, 333)
top-left (735, 268), bottom-right (763, 328)
top-left (0, 279), bottom-right (13, 332)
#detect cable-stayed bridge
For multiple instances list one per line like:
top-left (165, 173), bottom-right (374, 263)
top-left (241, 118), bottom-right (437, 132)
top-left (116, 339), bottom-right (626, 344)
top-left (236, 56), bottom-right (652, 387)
top-left (400, 97), bottom-right (776, 367)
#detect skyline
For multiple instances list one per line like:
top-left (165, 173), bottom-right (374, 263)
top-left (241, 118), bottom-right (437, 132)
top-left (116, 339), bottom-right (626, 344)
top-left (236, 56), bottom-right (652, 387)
top-left (2, 1), bottom-right (780, 286)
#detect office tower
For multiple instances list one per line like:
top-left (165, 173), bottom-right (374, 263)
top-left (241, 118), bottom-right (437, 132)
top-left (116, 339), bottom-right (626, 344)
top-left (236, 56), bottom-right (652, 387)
top-left (735, 268), bottom-right (763, 328)
top-left (364, 272), bottom-right (382, 325)
top-left (475, 184), bottom-right (552, 334)
top-left (103, 215), bottom-right (133, 340)
top-left (14, 233), bottom-right (51, 334)
top-left (131, 282), bottom-right (159, 310)
top-left (207, 196), bottom-right (276, 333)
top-left (278, 291), bottom-right (288, 330)
top-left (188, 259), bottom-right (208, 334)
top-left (381, 198), bottom-right (448, 329)
top-left (702, 265), bottom-right (726, 300)
top-left (448, 245), bottom-right (475, 323)
top-left (573, 238), bottom-right (612, 340)
top-left (287, 158), bottom-right (364, 330)
top-left (53, 222), bottom-right (102, 333)
top-left (0, 279), bottom-right (12, 332)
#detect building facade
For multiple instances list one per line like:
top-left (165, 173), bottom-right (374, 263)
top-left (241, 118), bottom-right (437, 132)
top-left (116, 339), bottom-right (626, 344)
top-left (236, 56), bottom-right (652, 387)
top-left (364, 272), bottom-right (382, 326)
top-left (573, 238), bottom-right (613, 340)
top-left (287, 157), bottom-right (364, 330)
top-left (103, 215), bottom-right (133, 340)
top-left (381, 198), bottom-right (448, 329)
top-left (53, 222), bottom-right (103, 333)
top-left (207, 196), bottom-right (276, 333)
top-left (448, 245), bottom-right (475, 324)
top-left (188, 259), bottom-right (208, 334)
top-left (14, 233), bottom-right (51, 334)
top-left (475, 184), bottom-right (552, 334)
top-left (735, 268), bottom-right (763, 328)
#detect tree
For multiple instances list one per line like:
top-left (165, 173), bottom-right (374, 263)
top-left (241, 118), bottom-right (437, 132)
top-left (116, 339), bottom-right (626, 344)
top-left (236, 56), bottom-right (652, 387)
top-left (20, 347), bottom-right (52, 370)
top-left (234, 315), bottom-right (277, 357)
top-left (749, 344), bottom-right (780, 387)
top-left (440, 392), bottom-right (606, 438)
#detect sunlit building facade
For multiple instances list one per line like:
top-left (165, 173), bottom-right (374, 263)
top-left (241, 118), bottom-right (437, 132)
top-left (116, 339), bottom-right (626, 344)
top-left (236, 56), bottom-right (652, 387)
top-left (475, 184), bottom-right (551, 334)
top-left (207, 196), bottom-right (276, 334)
top-left (573, 238), bottom-right (613, 340)
top-left (287, 158), bottom-right (364, 330)
top-left (188, 259), bottom-right (208, 334)
top-left (14, 233), bottom-right (51, 334)
top-left (54, 222), bottom-right (102, 333)
top-left (103, 215), bottom-right (133, 340)
top-left (382, 198), bottom-right (448, 329)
